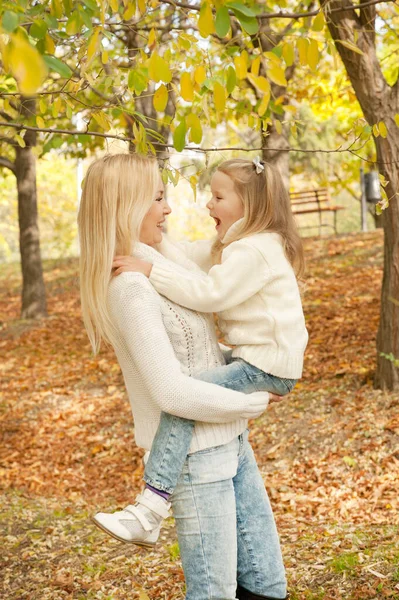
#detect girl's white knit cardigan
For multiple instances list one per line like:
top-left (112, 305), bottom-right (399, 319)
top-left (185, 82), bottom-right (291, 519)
top-left (107, 241), bottom-right (265, 453)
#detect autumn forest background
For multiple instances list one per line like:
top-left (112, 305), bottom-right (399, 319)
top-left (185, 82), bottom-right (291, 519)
top-left (1, 1), bottom-right (399, 599)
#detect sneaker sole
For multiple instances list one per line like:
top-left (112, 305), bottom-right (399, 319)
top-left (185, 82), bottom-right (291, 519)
top-left (91, 516), bottom-right (156, 549)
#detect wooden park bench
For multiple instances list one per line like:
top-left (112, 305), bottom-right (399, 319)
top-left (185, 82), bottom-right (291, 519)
top-left (289, 187), bottom-right (345, 236)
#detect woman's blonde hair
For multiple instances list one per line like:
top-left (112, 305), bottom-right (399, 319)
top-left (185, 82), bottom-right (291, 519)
top-left (211, 158), bottom-right (305, 278)
top-left (78, 153), bottom-right (160, 354)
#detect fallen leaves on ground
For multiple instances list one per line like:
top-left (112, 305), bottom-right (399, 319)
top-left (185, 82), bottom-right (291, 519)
top-left (0, 231), bottom-right (398, 600)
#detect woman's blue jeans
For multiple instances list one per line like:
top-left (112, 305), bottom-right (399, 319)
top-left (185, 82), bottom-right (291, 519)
top-left (144, 357), bottom-right (296, 494)
top-left (170, 430), bottom-right (287, 600)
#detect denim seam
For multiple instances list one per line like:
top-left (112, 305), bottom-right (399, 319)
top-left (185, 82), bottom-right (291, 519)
top-left (236, 515), bottom-right (263, 593)
top-left (187, 459), bottom-right (212, 600)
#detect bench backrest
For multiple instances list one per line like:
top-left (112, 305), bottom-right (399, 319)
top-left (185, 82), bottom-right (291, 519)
top-left (289, 187), bottom-right (331, 206)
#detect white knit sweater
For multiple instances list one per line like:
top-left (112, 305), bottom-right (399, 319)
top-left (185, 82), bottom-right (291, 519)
top-left (151, 220), bottom-right (308, 378)
top-left (107, 241), bottom-right (268, 453)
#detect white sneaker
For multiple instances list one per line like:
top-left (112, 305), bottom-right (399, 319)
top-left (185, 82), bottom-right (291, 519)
top-left (92, 488), bottom-right (171, 548)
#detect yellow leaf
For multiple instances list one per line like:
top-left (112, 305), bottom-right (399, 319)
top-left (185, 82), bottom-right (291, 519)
top-left (52, 96), bottom-right (62, 117)
top-left (336, 39), bottom-right (364, 55)
top-left (282, 42), bottom-right (294, 67)
top-left (190, 175), bottom-right (197, 202)
top-left (372, 123), bottom-right (380, 137)
top-left (251, 56), bottom-right (260, 76)
top-left (307, 39), bottom-right (319, 70)
top-left (274, 119), bottom-right (282, 135)
top-left (247, 74), bottom-right (270, 94)
top-left (181, 72), bottom-right (194, 102)
top-left (149, 51), bottom-right (172, 83)
top-left (213, 81), bottom-right (226, 111)
top-left (194, 65), bottom-right (206, 85)
top-left (7, 33), bottom-right (48, 94)
top-left (257, 92), bottom-right (270, 116)
top-left (312, 11), bottom-right (325, 32)
top-left (39, 98), bottom-right (46, 114)
top-left (87, 28), bottom-right (100, 63)
top-left (15, 134), bottom-right (26, 147)
top-left (50, 0), bottom-right (62, 18)
top-left (148, 27), bottom-right (157, 49)
top-left (138, 0), bottom-right (146, 14)
top-left (266, 66), bottom-right (287, 87)
top-left (101, 50), bottom-right (109, 64)
top-left (275, 95), bottom-right (284, 106)
top-left (93, 111), bottom-right (111, 131)
top-left (394, 114), bottom-right (399, 127)
top-left (44, 33), bottom-right (55, 54)
top-left (378, 121), bottom-right (387, 138)
top-left (123, 3), bottom-right (136, 20)
top-left (198, 2), bottom-right (215, 38)
top-left (234, 51), bottom-right (248, 79)
top-left (297, 38), bottom-right (309, 66)
top-left (36, 115), bottom-right (45, 129)
top-left (109, 0), bottom-right (119, 11)
top-left (153, 84), bottom-right (168, 111)
top-left (187, 113), bottom-right (203, 144)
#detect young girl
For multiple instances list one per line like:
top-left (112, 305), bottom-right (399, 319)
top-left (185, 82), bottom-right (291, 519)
top-left (94, 158), bottom-right (308, 550)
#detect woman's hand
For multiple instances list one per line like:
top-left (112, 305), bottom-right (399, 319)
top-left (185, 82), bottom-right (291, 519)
top-left (112, 256), bottom-right (153, 277)
top-left (268, 393), bottom-right (284, 403)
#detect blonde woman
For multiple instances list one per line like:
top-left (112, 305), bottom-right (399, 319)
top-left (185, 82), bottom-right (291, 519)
top-left (78, 154), bottom-right (288, 600)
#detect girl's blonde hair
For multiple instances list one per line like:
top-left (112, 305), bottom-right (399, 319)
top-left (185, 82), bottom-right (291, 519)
top-left (78, 153), bottom-right (160, 354)
top-left (211, 158), bottom-right (305, 277)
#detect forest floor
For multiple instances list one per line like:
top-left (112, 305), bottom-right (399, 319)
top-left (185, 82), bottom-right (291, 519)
top-left (1, 229), bottom-right (398, 600)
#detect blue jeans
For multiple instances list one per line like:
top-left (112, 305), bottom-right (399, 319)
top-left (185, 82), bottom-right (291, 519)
top-left (144, 357), bottom-right (296, 494)
top-left (171, 430), bottom-right (287, 599)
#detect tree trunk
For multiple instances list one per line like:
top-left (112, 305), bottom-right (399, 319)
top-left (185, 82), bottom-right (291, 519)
top-left (320, 0), bottom-right (399, 389)
top-left (15, 97), bottom-right (47, 319)
top-left (374, 133), bottom-right (399, 390)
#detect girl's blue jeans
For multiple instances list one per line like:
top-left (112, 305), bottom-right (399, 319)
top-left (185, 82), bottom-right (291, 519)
top-left (171, 430), bottom-right (287, 599)
top-left (144, 356), bottom-right (296, 494)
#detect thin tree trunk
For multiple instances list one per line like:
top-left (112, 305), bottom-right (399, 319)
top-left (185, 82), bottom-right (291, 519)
top-left (374, 133), bottom-right (399, 390)
top-left (16, 97), bottom-right (47, 319)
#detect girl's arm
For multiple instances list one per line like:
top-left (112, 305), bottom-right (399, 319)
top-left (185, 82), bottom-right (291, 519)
top-left (111, 273), bottom-right (268, 423)
top-left (158, 236), bottom-right (213, 273)
top-left (149, 240), bottom-right (274, 312)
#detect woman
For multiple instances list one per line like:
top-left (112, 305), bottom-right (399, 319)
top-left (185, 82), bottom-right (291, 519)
top-left (78, 153), bottom-right (288, 600)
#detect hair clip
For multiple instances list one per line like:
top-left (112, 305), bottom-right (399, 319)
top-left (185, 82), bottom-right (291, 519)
top-left (253, 157), bottom-right (265, 174)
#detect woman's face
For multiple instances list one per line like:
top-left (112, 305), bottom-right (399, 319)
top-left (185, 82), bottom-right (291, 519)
top-left (206, 171), bottom-right (244, 240)
top-left (139, 181), bottom-right (171, 247)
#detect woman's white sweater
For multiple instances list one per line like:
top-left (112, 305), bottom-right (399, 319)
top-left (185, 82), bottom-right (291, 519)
top-left (151, 220), bottom-right (308, 379)
top-left (107, 241), bottom-right (268, 454)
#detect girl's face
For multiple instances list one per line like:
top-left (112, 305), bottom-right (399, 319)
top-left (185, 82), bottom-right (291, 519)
top-left (207, 171), bottom-right (244, 240)
top-left (139, 181), bottom-right (171, 247)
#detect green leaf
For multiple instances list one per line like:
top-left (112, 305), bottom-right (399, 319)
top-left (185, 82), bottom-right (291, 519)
top-left (234, 12), bottom-right (259, 35)
top-left (128, 69), bottom-right (148, 94)
top-left (215, 6), bottom-right (230, 38)
top-left (43, 55), bottom-right (73, 78)
top-left (227, 2), bottom-right (256, 17)
top-left (173, 121), bottom-right (187, 152)
top-left (81, 0), bottom-right (97, 9)
top-left (226, 65), bottom-right (236, 94)
top-left (2, 11), bottom-right (19, 32)
top-left (30, 20), bottom-right (48, 40)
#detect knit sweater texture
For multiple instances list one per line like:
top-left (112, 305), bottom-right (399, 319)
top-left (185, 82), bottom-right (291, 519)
top-left (107, 241), bottom-right (266, 453)
top-left (151, 220), bottom-right (308, 379)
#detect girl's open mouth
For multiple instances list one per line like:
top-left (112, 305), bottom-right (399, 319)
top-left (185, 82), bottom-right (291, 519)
top-left (213, 217), bottom-right (221, 228)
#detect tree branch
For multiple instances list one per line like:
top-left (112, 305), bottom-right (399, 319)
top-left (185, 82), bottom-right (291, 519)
top-left (1, 120), bottom-right (395, 163)
top-left (160, 0), bottom-right (394, 19)
top-left (0, 156), bottom-right (16, 175)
